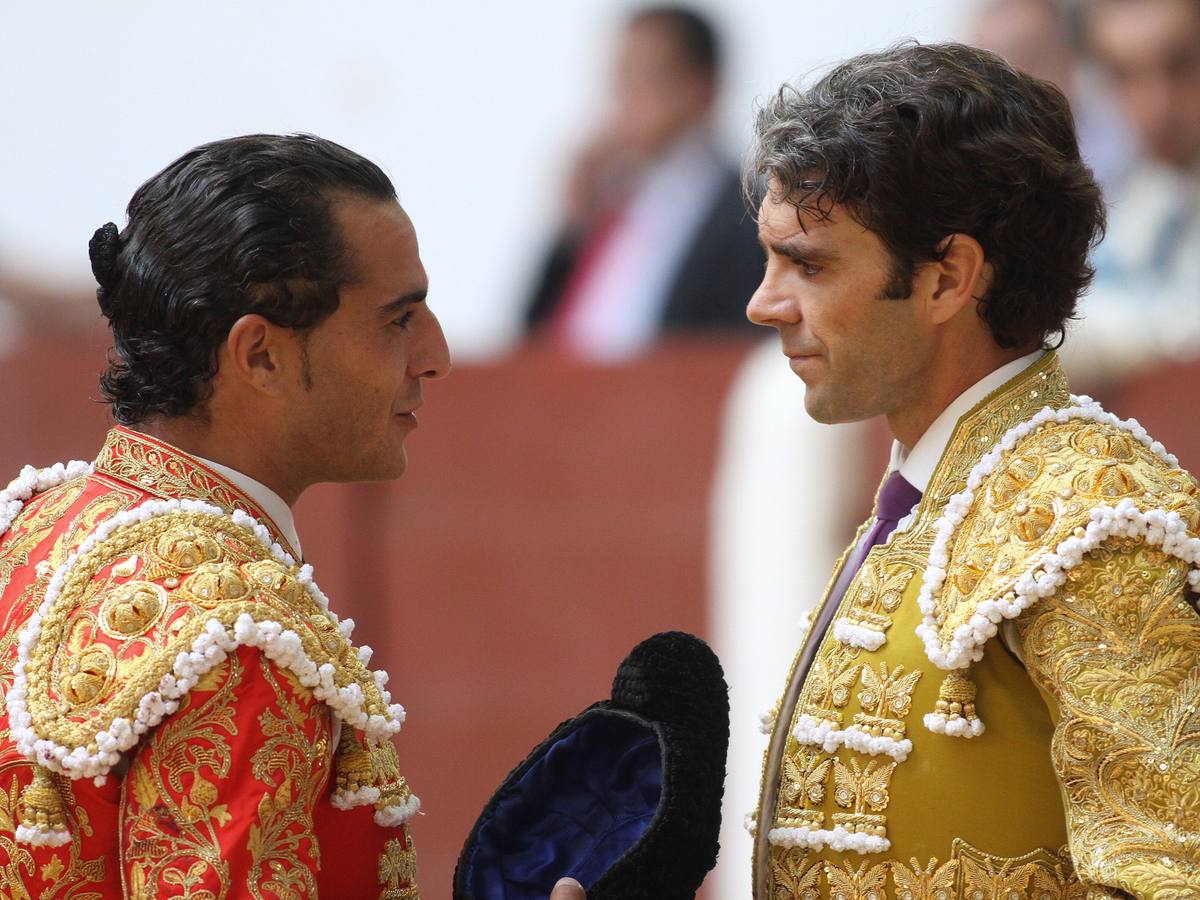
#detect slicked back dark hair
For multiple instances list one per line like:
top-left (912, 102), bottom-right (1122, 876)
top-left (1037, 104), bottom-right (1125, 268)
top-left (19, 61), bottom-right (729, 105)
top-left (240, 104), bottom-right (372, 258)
top-left (748, 42), bottom-right (1106, 349)
top-left (89, 133), bottom-right (397, 425)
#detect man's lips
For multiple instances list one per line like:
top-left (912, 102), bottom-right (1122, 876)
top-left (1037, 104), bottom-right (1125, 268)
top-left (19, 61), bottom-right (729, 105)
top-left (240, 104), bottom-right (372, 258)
top-left (395, 403), bottom-right (421, 425)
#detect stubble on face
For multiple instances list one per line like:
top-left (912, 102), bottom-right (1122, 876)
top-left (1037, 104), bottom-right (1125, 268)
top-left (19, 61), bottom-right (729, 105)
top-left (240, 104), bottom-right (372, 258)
top-left (753, 192), bottom-right (933, 426)
top-left (286, 197), bottom-right (433, 485)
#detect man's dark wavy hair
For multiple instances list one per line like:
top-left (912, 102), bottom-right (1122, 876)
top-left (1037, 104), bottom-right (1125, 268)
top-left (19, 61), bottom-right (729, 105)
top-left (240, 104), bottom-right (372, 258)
top-left (89, 133), bottom-right (396, 426)
top-left (747, 41), bottom-right (1106, 349)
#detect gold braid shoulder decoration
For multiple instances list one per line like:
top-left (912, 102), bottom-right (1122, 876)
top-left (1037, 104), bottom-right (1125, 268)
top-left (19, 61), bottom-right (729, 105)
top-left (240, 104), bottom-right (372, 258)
top-left (914, 395), bottom-right (1200, 674)
top-left (7, 497), bottom-right (417, 845)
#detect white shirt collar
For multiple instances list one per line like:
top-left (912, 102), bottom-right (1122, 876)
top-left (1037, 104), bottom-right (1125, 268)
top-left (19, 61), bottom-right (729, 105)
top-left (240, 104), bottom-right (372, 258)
top-left (889, 350), bottom-right (1045, 492)
top-left (193, 454), bottom-right (302, 559)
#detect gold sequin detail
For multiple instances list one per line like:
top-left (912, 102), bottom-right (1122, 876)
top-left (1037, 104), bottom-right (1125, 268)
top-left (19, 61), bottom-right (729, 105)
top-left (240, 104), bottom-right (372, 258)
top-left (1016, 542), bottom-right (1200, 897)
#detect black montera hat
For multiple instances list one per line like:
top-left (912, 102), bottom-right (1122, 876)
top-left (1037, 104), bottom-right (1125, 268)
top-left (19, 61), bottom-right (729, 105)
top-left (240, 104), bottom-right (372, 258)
top-left (454, 631), bottom-right (730, 899)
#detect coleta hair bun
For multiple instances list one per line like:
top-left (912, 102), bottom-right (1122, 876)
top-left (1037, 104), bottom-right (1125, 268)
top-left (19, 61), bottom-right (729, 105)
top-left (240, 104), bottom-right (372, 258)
top-left (88, 222), bottom-right (122, 314)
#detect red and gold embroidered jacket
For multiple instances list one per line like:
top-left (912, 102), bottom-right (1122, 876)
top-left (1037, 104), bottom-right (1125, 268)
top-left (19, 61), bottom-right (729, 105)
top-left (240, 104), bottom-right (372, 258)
top-left (0, 427), bottom-right (420, 898)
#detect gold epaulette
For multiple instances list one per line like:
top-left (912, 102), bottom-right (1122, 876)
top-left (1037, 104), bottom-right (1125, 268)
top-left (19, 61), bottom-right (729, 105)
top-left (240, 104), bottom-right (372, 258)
top-left (9, 498), bottom-right (413, 845)
top-left (917, 399), bottom-right (1200, 674)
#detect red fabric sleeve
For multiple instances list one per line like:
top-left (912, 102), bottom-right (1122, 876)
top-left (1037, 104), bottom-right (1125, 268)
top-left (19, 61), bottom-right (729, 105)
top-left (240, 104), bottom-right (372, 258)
top-left (121, 645), bottom-right (334, 898)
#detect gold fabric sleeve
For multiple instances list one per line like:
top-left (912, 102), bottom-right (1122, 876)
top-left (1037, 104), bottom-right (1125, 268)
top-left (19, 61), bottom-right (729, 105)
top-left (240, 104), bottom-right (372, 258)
top-left (1015, 539), bottom-right (1200, 899)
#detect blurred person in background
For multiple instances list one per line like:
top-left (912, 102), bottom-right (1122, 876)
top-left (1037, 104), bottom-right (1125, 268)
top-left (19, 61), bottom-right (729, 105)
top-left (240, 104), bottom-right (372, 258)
top-left (523, 4), bottom-right (762, 362)
top-left (1063, 0), bottom-right (1200, 384)
top-left (970, 0), bottom-right (1133, 190)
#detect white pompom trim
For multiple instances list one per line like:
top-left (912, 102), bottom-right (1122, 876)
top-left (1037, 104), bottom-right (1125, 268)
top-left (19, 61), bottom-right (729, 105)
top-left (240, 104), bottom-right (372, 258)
top-left (767, 825), bottom-right (889, 854)
top-left (331, 784), bottom-right (382, 809)
top-left (743, 812), bottom-right (758, 836)
top-left (832, 619), bottom-right (887, 651)
top-left (916, 397), bottom-right (1194, 671)
top-left (923, 712), bottom-right (985, 738)
top-left (792, 715), bottom-right (912, 761)
top-left (838, 726), bottom-right (912, 762)
top-left (15, 824), bottom-right (71, 847)
top-left (791, 714), bottom-right (844, 753)
top-left (0, 461), bottom-right (93, 537)
top-left (331, 787), bottom-right (421, 826)
top-left (373, 795), bottom-right (421, 827)
top-left (9, 497), bottom-right (407, 781)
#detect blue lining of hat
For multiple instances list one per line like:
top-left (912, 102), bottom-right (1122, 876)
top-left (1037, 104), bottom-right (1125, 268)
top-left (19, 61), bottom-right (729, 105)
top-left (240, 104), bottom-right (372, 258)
top-left (465, 711), bottom-right (663, 898)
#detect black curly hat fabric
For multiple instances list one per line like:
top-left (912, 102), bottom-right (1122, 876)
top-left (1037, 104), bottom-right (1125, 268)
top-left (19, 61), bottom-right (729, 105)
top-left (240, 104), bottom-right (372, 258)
top-left (454, 631), bottom-right (729, 900)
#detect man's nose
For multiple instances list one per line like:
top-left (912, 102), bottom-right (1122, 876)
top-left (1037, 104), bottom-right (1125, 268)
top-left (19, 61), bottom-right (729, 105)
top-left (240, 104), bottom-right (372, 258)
top-left (415, 312), bottom-right (452, 380)
top-left (746, 275), bottom-right (798, 328)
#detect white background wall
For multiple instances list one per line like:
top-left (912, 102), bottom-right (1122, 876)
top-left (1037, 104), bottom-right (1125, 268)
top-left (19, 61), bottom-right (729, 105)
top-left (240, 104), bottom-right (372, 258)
top-left (2, 0), bottom-right (966, 359)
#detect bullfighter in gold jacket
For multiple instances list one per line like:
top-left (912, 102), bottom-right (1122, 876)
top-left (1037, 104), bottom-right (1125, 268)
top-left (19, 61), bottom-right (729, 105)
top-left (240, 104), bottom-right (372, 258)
top-left (746, 44), bottom-right (1200, 899)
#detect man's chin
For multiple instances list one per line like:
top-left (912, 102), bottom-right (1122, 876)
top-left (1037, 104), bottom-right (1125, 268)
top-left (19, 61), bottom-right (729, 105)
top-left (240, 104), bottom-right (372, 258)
top-left (803, 389), bottom-right (870, 426)
top-left (339, 448), bottom-right (408, 484)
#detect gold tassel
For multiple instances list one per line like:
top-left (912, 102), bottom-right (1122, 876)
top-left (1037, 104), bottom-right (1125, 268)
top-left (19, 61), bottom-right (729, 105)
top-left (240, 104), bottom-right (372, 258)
top-left (369, 741), bottom-right (414, 814)
top-left (334, 725), bottom-right (376, 796)
top-left (928, 670), bottom-right (985, 737)
top-left (335, 728), bottom-right (413, 806)
top-left (18, 764), bottom-right (71, 845)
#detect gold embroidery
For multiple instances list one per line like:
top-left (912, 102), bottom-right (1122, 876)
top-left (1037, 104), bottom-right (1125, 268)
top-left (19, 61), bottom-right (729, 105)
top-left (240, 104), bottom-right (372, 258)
top-left (838, 562), bottom-right (916, 638)
top-left (22, 509), bottom-right (391, 753)
top-left (0, 763), bottom-right (106, 897)
top-left (832, 758), bottom-right (893, 813)
top-left (824, 860), bottom-right (889, 900)
top-left (960, 855), bottom-right (1031, 900)
top-left (1016, 541), bottom-right (1200, 898)
top-left (379, 829), bottom-right (419, 899)
top-left (93, 428), bottom-right (295, 557)
top-left (770, 846), bottom-right (823, 900)
top-left (247, 655), bottom-right (328, 899)
top-left (951, 841), bottom-right (1085, 900)
top-left (831, 758), bottom-right (893, 838)
top-left (778, 748), bottom-right (832, 829)
top-left (929, 408), bottom-right (1200, 655)
top-left (0, 478), bottom-right (87, 599)
top-left (891, 857), bottom-right (958, 900)
top-left (333, 728), bottom-right (415, 822)
top-left (854, 664), bottom-right (922, 739)
top-left (988, 450), bottom-right (1044, 510)
top-left (766, 844), bottom-right (1085, 899)
top-left (801, 645), bottom-right (863, 725)
top-left (1, 489), bottom-right (135, 750)
top-left (98, 580), bottom-right (167, 638)
top-left (122, 655), bottom-right (240, 896)
top-left (1027, 863), bottom-right (1088, 899)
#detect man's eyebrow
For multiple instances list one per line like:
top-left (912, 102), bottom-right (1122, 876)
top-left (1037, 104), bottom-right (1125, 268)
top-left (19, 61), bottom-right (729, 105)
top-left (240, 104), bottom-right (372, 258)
top-left (757, 235), bottom-right (839, 262)
top-left (378, 289), bottom-right (428, 317)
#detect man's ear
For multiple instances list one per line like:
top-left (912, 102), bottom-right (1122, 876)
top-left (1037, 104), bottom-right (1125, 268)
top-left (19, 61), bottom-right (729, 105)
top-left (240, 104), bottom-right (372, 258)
top-left (222, 314), bottom-right (295, 397)
top-left (922, 233), bottom-right (991, 326)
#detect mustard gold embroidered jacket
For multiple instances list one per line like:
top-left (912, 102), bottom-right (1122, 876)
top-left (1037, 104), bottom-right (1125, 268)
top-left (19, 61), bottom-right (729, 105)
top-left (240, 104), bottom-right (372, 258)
top-left (753, 354), bottom-right (1200, 900)
top-left (0, 428), bottom-right (419, 899)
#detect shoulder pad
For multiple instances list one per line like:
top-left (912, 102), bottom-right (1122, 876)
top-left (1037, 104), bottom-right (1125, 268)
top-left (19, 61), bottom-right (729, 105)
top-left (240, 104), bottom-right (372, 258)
top-left (917, 402), bottom-right (1200, 670)
top-left (9, 498), bottom-right (404, 780)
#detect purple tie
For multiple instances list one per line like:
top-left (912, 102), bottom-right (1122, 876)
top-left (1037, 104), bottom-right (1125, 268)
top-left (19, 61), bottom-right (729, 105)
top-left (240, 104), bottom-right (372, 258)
top-left (846, 470), bottom-right (923, 578)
